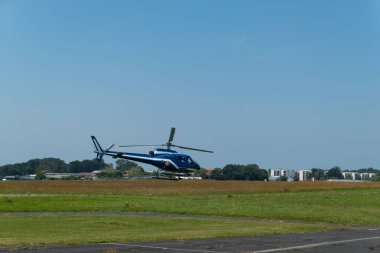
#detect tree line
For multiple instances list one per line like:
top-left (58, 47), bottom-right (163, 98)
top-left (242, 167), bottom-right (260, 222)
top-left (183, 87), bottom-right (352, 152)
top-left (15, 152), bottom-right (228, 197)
top-left (1, 158), bottom-right (379, 181)
top-left (196, 164), bottom-right (269, 181)
top-left (0, 158), bottom-right (269, 181)
top-left (0, 158), bottom-right (149, 179)
top-left (0, 158), bottom-right (108, 178)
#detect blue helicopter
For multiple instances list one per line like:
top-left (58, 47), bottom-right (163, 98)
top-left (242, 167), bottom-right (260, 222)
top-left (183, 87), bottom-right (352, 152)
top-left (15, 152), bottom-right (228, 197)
top-left (91, 128), bottom-right (213, 179)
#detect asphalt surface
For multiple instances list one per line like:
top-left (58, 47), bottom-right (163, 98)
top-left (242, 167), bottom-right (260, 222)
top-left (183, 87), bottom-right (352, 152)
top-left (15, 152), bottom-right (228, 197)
top-left (1, 228), bottom-right (379, 253)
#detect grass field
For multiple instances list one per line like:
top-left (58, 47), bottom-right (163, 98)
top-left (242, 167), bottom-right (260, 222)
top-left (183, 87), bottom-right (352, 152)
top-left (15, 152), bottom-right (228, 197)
top-left (0, 215), bottom-right (341, 245)
top-left (0, 180), bottom-right (379, 246)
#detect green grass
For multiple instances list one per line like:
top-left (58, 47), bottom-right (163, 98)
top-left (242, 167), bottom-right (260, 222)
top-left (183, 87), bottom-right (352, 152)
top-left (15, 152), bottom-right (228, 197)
top-left (0, 215), bottom-right (342, 246)
top-left (1, 182), bottom-right (379, 246)
top-left (1, 188), bottom-right (380, 225)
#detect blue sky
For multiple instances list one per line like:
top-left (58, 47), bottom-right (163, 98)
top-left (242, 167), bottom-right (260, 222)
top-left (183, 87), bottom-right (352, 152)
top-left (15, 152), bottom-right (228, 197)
top-left (0, 0), bottom-right (379, 170)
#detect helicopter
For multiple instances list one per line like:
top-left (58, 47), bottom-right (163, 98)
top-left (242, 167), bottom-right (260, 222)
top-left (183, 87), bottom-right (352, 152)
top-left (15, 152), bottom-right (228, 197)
top-left (91, 128), bottom-right (213, 179)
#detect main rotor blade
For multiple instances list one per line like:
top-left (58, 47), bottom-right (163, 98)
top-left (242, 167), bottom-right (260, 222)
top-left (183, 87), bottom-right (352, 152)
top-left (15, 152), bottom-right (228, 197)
top-left (119, 144), bottom-right (162, 147)
top-left (173, 144), bottom-right (214, 153)
top-left (168, 127), bottom-right (176, 143)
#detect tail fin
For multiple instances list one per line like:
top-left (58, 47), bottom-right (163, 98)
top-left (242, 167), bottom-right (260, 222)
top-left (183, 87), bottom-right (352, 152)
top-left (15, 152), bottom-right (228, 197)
top-left (91, 136), bottom-right (104, 160)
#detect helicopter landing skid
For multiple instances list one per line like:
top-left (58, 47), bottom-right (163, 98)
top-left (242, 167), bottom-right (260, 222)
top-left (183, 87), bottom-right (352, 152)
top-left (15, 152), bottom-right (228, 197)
top-left (152, 175), bottom-right (181, 180)
top-left (152, 169), bottom-right (192, 180)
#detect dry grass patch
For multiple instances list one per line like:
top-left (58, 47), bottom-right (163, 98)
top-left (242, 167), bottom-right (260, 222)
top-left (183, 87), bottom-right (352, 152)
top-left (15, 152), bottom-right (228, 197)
top-left (1, 180), bottom-right (380, 195)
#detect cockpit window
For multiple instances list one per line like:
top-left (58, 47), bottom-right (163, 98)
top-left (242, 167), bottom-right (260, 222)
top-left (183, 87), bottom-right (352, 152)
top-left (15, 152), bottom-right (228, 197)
top-left (177, 156), bottom-right (192, 164)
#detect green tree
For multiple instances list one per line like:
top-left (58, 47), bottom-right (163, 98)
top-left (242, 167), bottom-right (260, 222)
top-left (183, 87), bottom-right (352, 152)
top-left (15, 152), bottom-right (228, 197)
top-left (194, 168), bottom-right (207, 179)
top-left (97, 167), bottom-right (123, 179)
top-left (115, 159), bottom-right (140, 172)
top-left (35, 170), bottom-right (46, 180)
top-left (223, 164), bottom-right (245, 180)
top-left (0, 165), bottom-right (19, 177)
top-left (0, 158), bottom-right (69, 176)
top-left (326, 166), bottom-right (344, 180)
top-left (311, 168), bottom-right (325, 181)
top-left (0, 158), bottom-right (109, 177)
top-left (221, 164), bottom-right (268, 181)
top-left (244, 164), bottom-right (268, 181)
top-left (127, 167), bottom-right (146, 177)
top-left (68, 159), bottom-right (107, 173)
top-left (345, 173), bottom-right (353, 180)
top-left (209, 168), bottom-right (223, 180)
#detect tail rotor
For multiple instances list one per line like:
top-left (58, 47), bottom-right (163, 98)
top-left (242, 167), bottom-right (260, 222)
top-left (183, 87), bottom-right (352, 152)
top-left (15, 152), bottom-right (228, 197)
top-left (91, 136), bottom-right (114, 160)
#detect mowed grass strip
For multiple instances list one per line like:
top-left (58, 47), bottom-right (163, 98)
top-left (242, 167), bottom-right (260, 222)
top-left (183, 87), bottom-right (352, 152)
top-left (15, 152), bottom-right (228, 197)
top-left (1, 188), bottom-right (380, 225)
top-left (1, 180), bottom-right (380, 195)
top-left (0, 215), bottom-right (342, 246)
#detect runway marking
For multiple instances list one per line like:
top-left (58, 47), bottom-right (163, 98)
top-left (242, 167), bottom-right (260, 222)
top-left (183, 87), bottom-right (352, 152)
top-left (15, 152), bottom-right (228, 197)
top-left (251, 236), bottom-right (380, 253)
top-left (106, 236), bottom-right (380, 252)
top-left (105, 242), bottom-right (228, 253)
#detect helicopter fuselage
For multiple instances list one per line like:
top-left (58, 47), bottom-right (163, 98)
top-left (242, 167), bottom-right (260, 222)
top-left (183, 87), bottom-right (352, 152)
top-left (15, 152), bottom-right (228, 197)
top-left (98, 148), bottom-right (201, 173)
top-left (91, 130), bottom-right (211, 177)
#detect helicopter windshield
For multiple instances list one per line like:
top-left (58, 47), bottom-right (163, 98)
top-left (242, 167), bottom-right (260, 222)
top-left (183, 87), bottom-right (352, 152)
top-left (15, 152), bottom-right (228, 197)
top-left (177, 155), bottom-right (193, 164)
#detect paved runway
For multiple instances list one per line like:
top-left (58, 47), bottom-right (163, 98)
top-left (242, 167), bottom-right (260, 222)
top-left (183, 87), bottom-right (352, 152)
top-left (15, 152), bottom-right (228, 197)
top-left (1, 227), bottom-right (379, 253)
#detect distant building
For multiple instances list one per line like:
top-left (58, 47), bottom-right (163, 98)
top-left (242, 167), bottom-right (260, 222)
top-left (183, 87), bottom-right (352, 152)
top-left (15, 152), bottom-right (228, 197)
top-left (204, 168), bottom-right (215, 176)
top-left (1, 175), bottom-right (35, 181)
top-left (268, 169), bottom-right (312, 181)
top-left (360, 172), bottom-right (376, 180)
top-left (19, 175), bottom-right (36, 180)
top-left (341, 171), bottom-right (376, 181)
top-left (45, 172), bottom-right (97, 180)
top-left (268, 169), bottom-right (297, 181)
top-left (2, 175), bottom-right (19, 181)
top-left (298, 170), bottom-right (312, 181)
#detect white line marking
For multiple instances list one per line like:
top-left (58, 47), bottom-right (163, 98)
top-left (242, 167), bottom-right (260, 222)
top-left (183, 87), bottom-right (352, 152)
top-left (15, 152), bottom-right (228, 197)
top-left (105, 242), bottom-right (227, 253)
top-left (251, 236), bottom-right (380, 253)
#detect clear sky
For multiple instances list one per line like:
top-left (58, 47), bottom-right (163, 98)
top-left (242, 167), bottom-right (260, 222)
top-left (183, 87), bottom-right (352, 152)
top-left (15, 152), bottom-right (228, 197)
top-left (0, 0), bottom-right (379, 170)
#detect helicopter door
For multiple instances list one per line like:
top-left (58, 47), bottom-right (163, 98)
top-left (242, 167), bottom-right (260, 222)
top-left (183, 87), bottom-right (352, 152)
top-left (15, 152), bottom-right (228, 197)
top-left (177, 156), bottom-right (191, 167)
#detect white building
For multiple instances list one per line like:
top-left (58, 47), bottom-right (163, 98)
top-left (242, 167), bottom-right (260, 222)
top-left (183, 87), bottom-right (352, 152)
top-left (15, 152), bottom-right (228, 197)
top-left (342, 172), bottom-right (376, 180)
top-left (270, 169), bottom-right (287, 178)
top-left (342, 172), bottom-right (359, 180)
top-left (298, 170), bottom-right (312, 181)
top-left (269, 169), bottom-right (297, 181)
top-left (269, 169), bottom-right (312, 181)
top-left (359, 172), bottom-right (376, 180)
